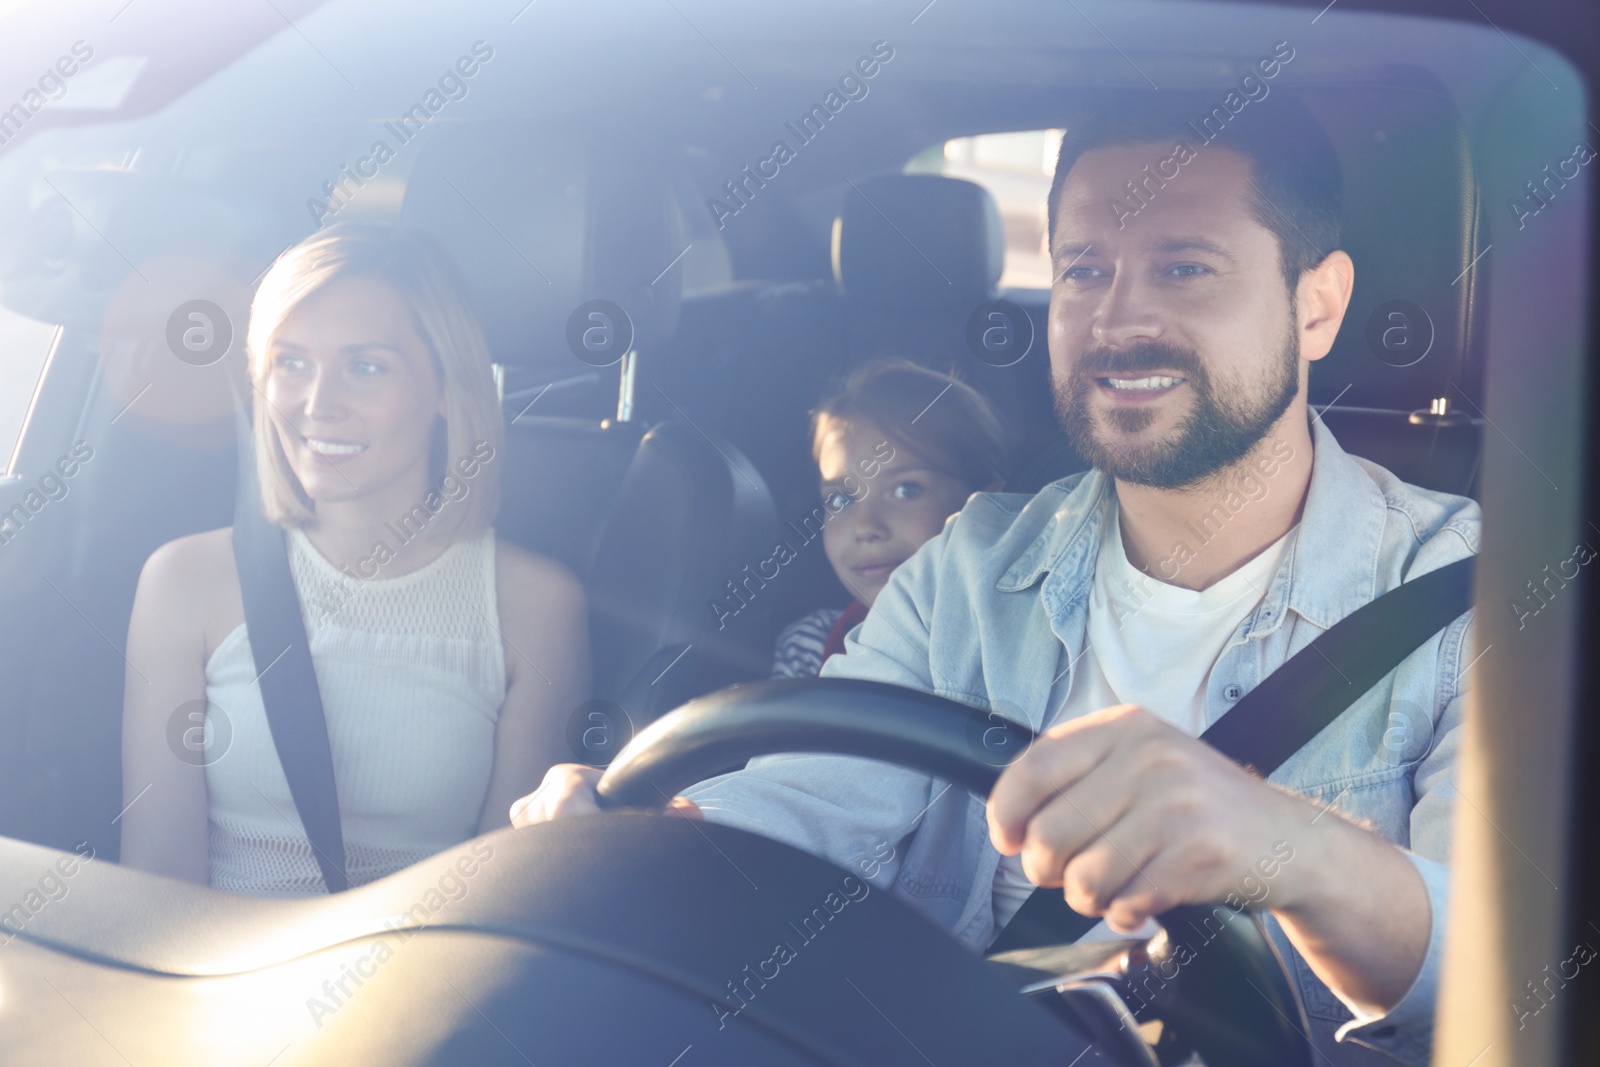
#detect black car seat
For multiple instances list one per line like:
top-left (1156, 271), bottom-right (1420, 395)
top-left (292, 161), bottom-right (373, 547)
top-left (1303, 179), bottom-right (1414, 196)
top-left (492, 417), bottom-right (642, 577)
top-left (1299, 76), bottom-right (1486, 498)
top-left (583, 420), bottom-right (781, 729)
top-left (488, 389), bottom-right (786, 729)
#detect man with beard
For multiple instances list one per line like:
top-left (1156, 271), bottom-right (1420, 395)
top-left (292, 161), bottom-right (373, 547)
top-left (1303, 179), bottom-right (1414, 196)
top-left (513, 93), bottom-right (1476, 1065)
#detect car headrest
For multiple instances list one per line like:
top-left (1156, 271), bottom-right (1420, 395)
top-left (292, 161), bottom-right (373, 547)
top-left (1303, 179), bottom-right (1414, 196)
top-left (1304, 78), bottom-right (1484, 414)
top-left (833, 174), bottom-right (1004, 309)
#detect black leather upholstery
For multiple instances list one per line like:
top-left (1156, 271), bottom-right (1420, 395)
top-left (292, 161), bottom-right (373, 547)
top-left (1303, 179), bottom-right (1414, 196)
top-left (494, 414), bottom-right (783, 726)
top-left (646, 284), bottom-right (859, 642)
top-left (834, 173), bottom-right (1005, 311)
top-left (584, 420), bottom-right (781, 727)
top-left (493, 415), bottom-right (642, 575)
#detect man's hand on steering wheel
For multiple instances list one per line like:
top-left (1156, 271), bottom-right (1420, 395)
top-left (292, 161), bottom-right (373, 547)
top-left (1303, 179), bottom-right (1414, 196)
top-left (509, 764), bottom-right (701, 827)
top-left (986, 702), bottom-right (1326, 933)
top-left (986, 702), bottom-right (1431, 1016)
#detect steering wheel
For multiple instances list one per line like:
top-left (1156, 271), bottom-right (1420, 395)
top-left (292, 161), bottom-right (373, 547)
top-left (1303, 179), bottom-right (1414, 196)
top-left (597, 677), bottom-right (1315, 1067)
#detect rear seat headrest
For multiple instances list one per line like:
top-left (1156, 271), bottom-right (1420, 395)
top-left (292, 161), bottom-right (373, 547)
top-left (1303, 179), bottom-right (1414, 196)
top-left (833, 174), bottom-right (1004, 309)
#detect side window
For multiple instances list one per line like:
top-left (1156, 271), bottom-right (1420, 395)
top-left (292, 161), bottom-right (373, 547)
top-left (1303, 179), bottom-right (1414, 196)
top-left (906, 128), bottom-right (1064, 290)
top-left (0, 305), bottom-right (60, 474)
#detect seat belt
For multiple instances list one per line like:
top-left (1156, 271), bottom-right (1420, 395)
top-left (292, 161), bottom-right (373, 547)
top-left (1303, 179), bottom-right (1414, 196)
top-left (229, 412), bottom-right (350, 894)
top-left (986, 554), bottom-right (1474, 954)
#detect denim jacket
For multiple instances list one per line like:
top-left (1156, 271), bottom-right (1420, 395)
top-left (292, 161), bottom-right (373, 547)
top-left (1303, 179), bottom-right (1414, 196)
top-left (684, 418), bottom-right (1479, 1065)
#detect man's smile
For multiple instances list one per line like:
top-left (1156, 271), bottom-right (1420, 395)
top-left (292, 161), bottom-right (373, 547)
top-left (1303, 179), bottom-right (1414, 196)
top-left (1094, 373), bottom-right (1188, 401)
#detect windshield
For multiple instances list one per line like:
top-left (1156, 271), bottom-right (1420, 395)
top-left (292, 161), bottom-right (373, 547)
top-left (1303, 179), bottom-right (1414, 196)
top-left (0, 3), bottom-right (1590, 1066)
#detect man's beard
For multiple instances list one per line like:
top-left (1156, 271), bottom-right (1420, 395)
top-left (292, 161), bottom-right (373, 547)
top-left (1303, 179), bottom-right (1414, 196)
top-left (1054, 327), bottom-right (1300, 489)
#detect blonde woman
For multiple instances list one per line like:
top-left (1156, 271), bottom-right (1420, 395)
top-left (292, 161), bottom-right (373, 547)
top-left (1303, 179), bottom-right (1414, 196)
top-left (120, 223), bottom-right (588, 895)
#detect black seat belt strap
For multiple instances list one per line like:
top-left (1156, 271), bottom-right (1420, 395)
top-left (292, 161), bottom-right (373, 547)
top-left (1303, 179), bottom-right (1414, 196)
top-left (230, 397), bottom-right (349, 894)
top-left (987, 554), bottom-right (1475, 954)
top-left (1200, 555), bottom-right (1475, 774)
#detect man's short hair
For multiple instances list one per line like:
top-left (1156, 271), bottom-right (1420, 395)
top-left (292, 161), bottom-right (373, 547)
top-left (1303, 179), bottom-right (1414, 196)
top-left (1046, 90), bottom-right (1343, 292)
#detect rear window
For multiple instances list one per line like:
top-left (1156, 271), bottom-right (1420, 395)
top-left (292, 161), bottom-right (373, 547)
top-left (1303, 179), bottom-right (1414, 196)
top-left (906, 128), bottom-right (1064, 290)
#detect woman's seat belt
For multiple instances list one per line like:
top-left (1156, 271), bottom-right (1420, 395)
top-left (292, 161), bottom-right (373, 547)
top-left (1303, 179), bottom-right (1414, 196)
top-left (230, 429), bottom-right (349, 893)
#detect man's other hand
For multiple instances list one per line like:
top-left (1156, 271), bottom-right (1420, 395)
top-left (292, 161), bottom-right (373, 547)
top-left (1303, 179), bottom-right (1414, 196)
top-left (985, 703), bottom-right (1429, 1016)
top-left (987, 703), bottom-right (1328, 931)
top-left (509, 763), bottom-right (702, 827)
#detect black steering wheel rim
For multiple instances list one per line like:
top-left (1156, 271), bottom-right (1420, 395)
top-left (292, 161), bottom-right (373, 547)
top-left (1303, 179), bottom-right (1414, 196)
top-left (596, 676), bottom-right (1025, 808)
top-left (596, 676), bottom-right (1316, 1067)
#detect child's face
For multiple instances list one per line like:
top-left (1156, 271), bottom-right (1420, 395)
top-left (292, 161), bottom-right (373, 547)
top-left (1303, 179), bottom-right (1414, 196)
top-left (816, 416), bottom-right (974, 607)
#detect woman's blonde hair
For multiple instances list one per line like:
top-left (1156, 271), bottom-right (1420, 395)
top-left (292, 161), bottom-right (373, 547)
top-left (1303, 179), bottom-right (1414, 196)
top-left (245, 223), bottom-right (503, 542)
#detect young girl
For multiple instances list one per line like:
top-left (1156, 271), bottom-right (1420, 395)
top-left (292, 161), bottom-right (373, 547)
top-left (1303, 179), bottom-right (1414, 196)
top-left (772, 360), bottom-right (1008, 678)
top-left (120, 223), bottom-right (589, 895)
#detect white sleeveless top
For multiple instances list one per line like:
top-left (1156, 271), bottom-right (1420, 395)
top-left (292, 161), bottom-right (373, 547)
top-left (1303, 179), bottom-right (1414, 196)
top-left (204, 526), bottom-right (506, 896)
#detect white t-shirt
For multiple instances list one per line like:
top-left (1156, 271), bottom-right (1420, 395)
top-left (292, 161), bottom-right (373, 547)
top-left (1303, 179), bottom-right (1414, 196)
top-left (991, 499), bottom-right (1296, 932)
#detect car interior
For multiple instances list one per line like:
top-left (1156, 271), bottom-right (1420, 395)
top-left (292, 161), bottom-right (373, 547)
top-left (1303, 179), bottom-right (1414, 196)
top-left (0, 12), bottom-right (1495, 862)
top-left (0, 1), bottom-right (1592, 1064)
